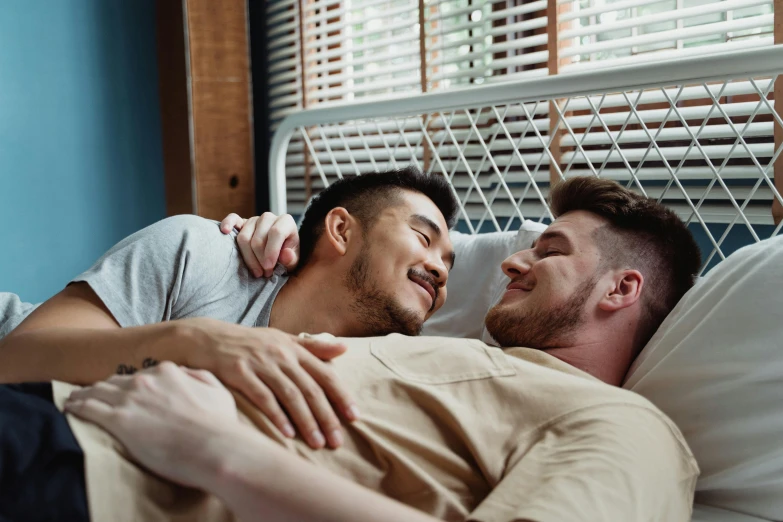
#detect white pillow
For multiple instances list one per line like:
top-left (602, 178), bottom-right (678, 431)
top-left (422, 220), bottom-right (547, 340)
top-left (624, 235), bottom-right (783, 520)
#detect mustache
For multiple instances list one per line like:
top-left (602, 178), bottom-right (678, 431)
top-left (408, 268), bottom-right (439, 312)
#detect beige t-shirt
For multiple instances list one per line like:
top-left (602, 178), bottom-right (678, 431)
top-left (52, 334), bottom-right (699, 522)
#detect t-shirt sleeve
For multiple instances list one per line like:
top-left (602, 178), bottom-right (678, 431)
top-left (468, 404), bottom-right (699, 522)
top-left (72, 215), bottom-right (236, 327)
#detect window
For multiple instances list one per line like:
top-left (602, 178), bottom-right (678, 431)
top-left (265, 0), bottom-right (775, 220)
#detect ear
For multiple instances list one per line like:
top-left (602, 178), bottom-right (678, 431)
top-left (322, 207), bottom-right (358, 257)
top-left (597, 269), bottom-right (644, 312)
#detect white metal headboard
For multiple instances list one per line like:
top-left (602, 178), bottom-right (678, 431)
top-left (269, 46), bottom-right (783, 273)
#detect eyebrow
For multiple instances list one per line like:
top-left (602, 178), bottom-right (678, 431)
top-left (530, 230), bottom-right (573, 250)
top-left (411, 214), bottom-right (456, 269)
top-left (411, 214), bottom-right (442, 237)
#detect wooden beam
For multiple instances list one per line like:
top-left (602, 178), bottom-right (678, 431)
top-left (774, 0), bottom-right (783, 225)
top-left (185, 0), bottom-right (255, 220)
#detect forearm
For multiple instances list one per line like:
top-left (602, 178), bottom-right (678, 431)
top-left (198, 424), bottom-right (439, 522)
top-left (0, 322), bottom-right (187, 384)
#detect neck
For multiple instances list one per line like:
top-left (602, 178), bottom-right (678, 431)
top-left (542, 329), bottom-right (635, 386)
top-left (268, 264), bottom-right (366, 337)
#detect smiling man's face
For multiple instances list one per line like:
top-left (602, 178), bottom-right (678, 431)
top-left (484, 210), bottom-right (607, 348)
top-left (345, 189), bottom-right (455, 336)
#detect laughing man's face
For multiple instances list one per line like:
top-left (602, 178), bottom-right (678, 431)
top-left (346, 189), bottom-right (454, 336)
top-left (485, 210), bottom-right (607, 348)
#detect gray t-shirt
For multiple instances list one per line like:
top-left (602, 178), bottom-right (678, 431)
top-left (1, 215), bottom-right (287, 335)
top-left (0, 293), bottom-right (40, 339)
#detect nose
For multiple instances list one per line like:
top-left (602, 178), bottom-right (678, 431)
top-left (501, 250), bottom-right (533, 278)
top-left (424, 255), bottom-right (449, 288)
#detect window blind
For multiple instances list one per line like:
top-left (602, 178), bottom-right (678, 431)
top-left (267, 0), bottom-right (776, 223)
top-left (560, 0), bottom-right (773, 71)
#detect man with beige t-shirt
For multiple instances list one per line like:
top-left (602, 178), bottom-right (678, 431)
top-left (61, 177), bottom-right (702, 522)
top-left (58, 333), bottom-right (697, 522)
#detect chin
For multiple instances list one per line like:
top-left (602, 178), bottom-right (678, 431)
top-left (399, 293), bottom-right (429, 319)
top-left (484, 306), bottom-right (526, 348)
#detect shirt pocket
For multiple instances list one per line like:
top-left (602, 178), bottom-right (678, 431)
top-left (369, 336), bottom-right (516, 385)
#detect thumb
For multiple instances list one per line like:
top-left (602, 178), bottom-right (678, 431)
top-left (280, 236), bottom-right (300, 271)
top-left (299, 338), bottom-right (348, 360)
top-left (280, 248), bottom-right (299, 271)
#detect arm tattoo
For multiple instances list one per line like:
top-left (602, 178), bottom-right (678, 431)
top-left (116, 358), bottom-right (160, 375)
top-left (115, 363), bottom-right (137, 375)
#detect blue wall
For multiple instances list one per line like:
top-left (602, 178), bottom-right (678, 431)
top-left (0, 1), bottom-right (165, 303)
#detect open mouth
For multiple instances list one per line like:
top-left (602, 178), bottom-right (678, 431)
top-left (409, 273), bottom-right (436, 309)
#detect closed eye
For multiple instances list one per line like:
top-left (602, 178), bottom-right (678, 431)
top-left (544, 250), bottom-right (562, 257)
top-left (415, 230), bottom-right (431, 246)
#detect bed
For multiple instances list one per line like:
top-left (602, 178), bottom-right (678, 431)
top-left (268, 46), bottom-right (783, 521)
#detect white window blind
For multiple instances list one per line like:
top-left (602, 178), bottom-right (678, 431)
top-left (425, 0), bottom-right (549, 89)
top-left (267, 0), bottom-right (304, 124)
top-left (560, 0), bottom-right (773, 71)
top-left (266, 0), bottom-right (776, 220)
top-left (300, 0), bottom-right (422, 106)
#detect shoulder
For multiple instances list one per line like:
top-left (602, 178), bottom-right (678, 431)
top-left (143, 214), bottom-right (223, 240)
top-left (130, 215), bottom-right (236, 255)
top-left (550, 398), bottom-right (697, 471)
top-left (90, 215), bottom-right (241, 282)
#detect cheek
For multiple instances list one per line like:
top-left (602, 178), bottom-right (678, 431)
top-left (399, 231), bottom-right (430, 260)
top-left (385, 233), bottom-right (420, 263)
top-left (531, 263), bottom-right (571, 298)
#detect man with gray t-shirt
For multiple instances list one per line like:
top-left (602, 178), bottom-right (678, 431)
top-left (0, 168), bottom-right (458, 522)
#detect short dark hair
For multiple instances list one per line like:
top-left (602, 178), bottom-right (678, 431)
top-left (297, 166), bottom-right (459, 268)
top-left (549, 176), bottom-right (701, 353)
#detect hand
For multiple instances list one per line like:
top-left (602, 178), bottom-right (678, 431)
top-left (177, 318), bottom-right (358, 449)
top-left (64, 362), bottom-right (236, 489)
top-left (219, 212), bottom-right (300, 277)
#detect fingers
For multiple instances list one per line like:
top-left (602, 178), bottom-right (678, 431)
top-left (220, 213), bottom-right (246, 234)
top-left (63, 396), bottom-right (115, 426)
top-left (249, 214), bottom-right (279, 278)
top-left (180, 366), bottom-right (224, 389)
top-left (298, 352), bottom-right (361, 424)
top-left (279, 363), bottom-right (344, 449)
top-left (296, 337), bottom-right (359, 423)
top-left (262, 215), bottom-right (299, 274)
top-left (231, 362), bottom-right (297, 440)
top-left (68, 381), bottom-right (125, 406)
top-left (237, 214), bottom-right (277, 278)
top-left (257, 365), bottom-right (330, 450)
top-left (279, 247), bottom-right (298, 271)
top-left (298, 338), bottom-right (348, 360)
top-left (234, 213), bottom-right (298, 278)
top-left (236, 216), bottom-right (265, 277)
top-left (279, 234), bottom-right (300, 272)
